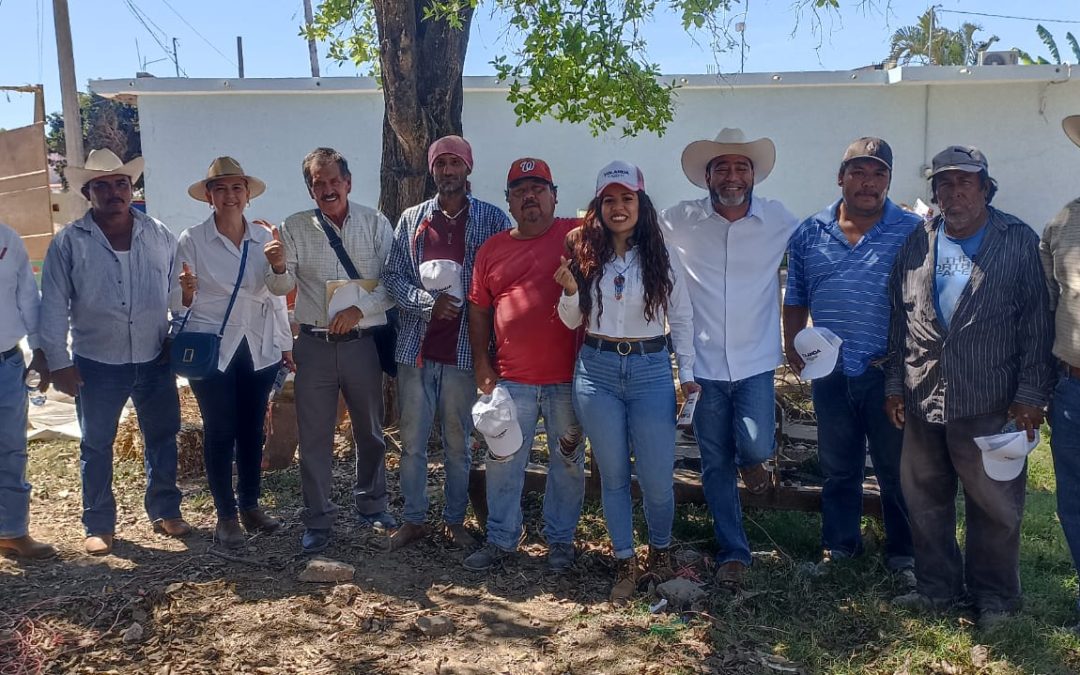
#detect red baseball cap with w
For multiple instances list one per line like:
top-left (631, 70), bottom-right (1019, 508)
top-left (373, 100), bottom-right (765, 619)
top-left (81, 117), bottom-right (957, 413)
top-left (507, 157), bottom-right (554, 187)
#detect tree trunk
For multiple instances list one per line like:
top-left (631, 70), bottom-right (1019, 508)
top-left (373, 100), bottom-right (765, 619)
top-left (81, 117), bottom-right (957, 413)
top-left (373, 0), bottom-right (474, 225)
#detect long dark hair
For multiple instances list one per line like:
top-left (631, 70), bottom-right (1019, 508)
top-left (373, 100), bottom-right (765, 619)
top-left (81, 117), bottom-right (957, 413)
top-left (569, 190), bottom-right (673, 325)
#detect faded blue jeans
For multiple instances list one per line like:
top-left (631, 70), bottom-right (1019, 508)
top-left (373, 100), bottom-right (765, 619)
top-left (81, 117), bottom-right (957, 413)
top-left (573, 346), bottom-right (676, 559)
top-left (1050, 371), bottom-right (1080, 613)
top-left (0, 350), bottom-right (31, 539)
top-left (484, 380), bottom-right (585, 551)
top-left (397, 362), bottom-right (476, 525)
top-left (694, 370), bottom-right (776, 566)
top-left (75, 354), bottom-right (183, 536)
top-left (812, 367), bottom-right (914, 569)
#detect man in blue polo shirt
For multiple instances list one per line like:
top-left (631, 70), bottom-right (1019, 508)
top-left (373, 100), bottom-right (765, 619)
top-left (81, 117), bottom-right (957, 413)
top-left (783, 137), bottom-right (920, 579)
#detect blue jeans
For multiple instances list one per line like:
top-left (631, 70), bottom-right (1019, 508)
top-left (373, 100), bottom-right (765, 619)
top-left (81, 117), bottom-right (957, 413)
top-left (485, 380), bottom-right (585, 551)
top-left (0, 350), bottom-right (31, 539)
top-left (573, 346), bottom-right (676, 559)
top-left (75, 354), bottom-right (182, 535)
top-left (188, 340), bottom-right (278, 520)
top-left (812, 367), bottom-right (914, 569)
top-left (397, 362), bottom-right (475, 525)
top-left (1051, 372), bottom-right (1080, 611)
top-left (694, 370), bottom-right (776, 566)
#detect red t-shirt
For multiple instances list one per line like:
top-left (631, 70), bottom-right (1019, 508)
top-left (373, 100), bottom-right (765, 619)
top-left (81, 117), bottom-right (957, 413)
top-left (469, 217), bottom-right (581, 385)
top-left (421, 209), bottom-right (467, 365)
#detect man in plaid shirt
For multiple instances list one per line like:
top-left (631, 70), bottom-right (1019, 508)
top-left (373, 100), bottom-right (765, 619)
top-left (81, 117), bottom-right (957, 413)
top-left (382, 136), bottom-right (511, 551)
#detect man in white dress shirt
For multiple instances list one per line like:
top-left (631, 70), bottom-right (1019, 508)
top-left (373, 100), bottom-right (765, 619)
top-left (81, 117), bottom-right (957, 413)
top-left (0, 223), bottom-right (55, 559)
top-left (661, 128), bottom-right (799, 587)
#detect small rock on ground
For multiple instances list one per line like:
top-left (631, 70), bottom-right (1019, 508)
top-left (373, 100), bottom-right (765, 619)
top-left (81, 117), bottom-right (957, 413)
top-left (657, 577), bottom-right (706, 607)
top-left (415, 615), bottom-right (455, 637)
top-left (298, 558), bottom-right (355, 583)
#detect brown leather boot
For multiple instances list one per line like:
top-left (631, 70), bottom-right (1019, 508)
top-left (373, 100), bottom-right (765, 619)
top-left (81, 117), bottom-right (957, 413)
top-left (0, 535), bottom-right (57, 560)
top-left (643, 546), bottom-right (675, 582)
top-left (152, 518), bottom-right (192, 538)
top-left (215, 519), bottom-right (246, 549)
top-left (239, 508), bottom-right (282, 534)
top-left (84, 534), bottom-right (114, 556)
top-left (610, 555), bottom-right (640, 604)
top-left (388, 522), bottom-right (431, 551)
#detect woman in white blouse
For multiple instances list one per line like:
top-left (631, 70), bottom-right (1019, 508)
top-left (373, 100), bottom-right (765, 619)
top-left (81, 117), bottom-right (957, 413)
top-left (174, 157), bottom-right (293, 548)
top-left (554, 160), bottom-right (699, 603)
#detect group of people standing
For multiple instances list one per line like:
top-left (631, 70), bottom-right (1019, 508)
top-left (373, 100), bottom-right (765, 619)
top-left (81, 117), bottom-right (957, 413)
top-left (3, 117), bottom-right (1080, 625)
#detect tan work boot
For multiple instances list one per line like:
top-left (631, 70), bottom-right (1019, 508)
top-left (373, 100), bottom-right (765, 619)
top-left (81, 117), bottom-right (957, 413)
top-left (389, 522), bottom-right (431, 551)
top-left (239, 508), bottom-right (282, 533)
top-left (85, 534), bottom-right (114, 556)
top-left (610, 555), bottom-right (640, 604)
top-left (0, 535), bottom-right (58, 560)
top-left (152, 518), bottom-right (192, 538)
top-left (643, 546), bottom-right (675, 582)
top-left (215, 519), bottom-right (246, 549)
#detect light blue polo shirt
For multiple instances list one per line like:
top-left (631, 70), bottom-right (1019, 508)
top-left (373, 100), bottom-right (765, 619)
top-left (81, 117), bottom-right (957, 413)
top-left (785, 199), bottom-right (922, 376)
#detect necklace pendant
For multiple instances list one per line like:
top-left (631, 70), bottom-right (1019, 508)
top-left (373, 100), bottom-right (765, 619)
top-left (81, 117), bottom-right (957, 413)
top-left (448, 232), bottom-right (453, 245)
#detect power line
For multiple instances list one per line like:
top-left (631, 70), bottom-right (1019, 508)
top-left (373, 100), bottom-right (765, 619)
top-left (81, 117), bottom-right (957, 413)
top-left (122, 0), bottom-right (187, 76)
top-left (158, 0), bottom-right (236, 66)
top-left (937, 9), bottom-right (1080, 25)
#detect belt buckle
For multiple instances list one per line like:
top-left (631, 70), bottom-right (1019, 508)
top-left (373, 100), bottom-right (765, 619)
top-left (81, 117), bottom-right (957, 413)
top-left (616, 341), bottom-right (632, 356)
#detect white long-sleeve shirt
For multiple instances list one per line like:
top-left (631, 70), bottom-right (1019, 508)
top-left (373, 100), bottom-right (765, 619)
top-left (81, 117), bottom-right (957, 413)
top-left (661, 195), bottom-right (799, 382)
top-left (557, 245), bottom-right (695, 383)
top-left (0, 223), bottom-right (40, 351)
top-left (173, 216), bottom-right (291, 372)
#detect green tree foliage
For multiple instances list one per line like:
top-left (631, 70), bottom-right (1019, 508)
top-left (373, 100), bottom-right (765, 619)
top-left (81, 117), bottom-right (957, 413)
top-left (46, 93), bottom-right (141, 188)
top-left (1015, 25), bottom-right (1080, 65)
top-left (887, 8), bottom-right (996, 66)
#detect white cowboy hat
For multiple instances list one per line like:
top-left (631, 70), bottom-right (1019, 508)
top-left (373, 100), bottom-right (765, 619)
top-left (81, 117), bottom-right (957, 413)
top-left (66, 148), bottom-right (144, 193)
top-left (680, 128), bottom-right (776, 188)
top-left (187, 156), bottom-right (266, 202)
top-left (1064, 115), bottom-right (1080, 149)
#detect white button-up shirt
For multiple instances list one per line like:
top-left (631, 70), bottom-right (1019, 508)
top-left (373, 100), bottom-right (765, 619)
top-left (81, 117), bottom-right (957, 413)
top-left (0, 223), bottom-right (40, 351)
top-left (661, 196), bottom-right (799, 382)
top-left (557, 245), bottom-right (696, 383)
top-left (173, 216), bottom-right (291, 372)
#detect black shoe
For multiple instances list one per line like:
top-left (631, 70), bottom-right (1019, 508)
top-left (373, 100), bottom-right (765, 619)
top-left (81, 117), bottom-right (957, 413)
top-left (301, 528), bottom-right (331, 554)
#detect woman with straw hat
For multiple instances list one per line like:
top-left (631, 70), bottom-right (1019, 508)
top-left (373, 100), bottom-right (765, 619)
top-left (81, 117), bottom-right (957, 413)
top-left (174, 157), bottom-right (293, 548)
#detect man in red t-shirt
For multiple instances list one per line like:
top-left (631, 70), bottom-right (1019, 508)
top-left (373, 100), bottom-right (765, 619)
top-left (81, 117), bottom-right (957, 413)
top-left (463, 158), bottom-right (586, 573)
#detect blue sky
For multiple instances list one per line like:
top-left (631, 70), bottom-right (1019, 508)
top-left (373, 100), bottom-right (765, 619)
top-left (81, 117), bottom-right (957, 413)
top-left (1, 0), bottom-right (1076, 131)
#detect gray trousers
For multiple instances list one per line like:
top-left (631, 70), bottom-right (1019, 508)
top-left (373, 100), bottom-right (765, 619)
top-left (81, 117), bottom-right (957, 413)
top-left (293, 331), bottom-right (387, 529)
top-left (901, 410), bottom-right (1026, 613)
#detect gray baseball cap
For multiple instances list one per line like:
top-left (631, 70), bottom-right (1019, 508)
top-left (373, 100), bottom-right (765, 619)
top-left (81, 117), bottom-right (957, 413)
top-left (929, 145), bottom-right (988, 178)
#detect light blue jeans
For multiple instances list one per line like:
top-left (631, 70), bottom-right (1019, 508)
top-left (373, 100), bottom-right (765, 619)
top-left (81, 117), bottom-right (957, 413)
top-left (0, 351), bottom-right (31, 539)
top-left (694, 371), bottom-right (776, 566)
top-left (397, 362), bottom-right (476, 525)
top-left (484, 380), bottom-right (585, 551)
top-left (573, 346), bottom-right (676, 560)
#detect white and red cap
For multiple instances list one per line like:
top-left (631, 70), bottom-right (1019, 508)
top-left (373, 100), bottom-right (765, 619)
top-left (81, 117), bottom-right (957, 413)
top-left (595, 160), bottom-right (645, 197)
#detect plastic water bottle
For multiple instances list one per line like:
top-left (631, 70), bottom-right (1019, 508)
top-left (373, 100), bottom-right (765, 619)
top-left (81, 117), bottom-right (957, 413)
top-left (24, 370), bottom-right (46, 407)
top-left (268, 364), bottom-right (290, 402)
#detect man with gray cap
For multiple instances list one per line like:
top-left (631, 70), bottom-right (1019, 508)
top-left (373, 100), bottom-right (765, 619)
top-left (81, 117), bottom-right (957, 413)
top-left (884, 145), bottom-right (1053, 625)
top-left (783, 138), bottom-right (919, 580)
top-left (1040, 114), bottom-right (1080, 629)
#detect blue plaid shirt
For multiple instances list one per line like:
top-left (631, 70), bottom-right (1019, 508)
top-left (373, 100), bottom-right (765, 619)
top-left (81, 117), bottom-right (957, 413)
top-left (382, 195), bottom-right (511, 369)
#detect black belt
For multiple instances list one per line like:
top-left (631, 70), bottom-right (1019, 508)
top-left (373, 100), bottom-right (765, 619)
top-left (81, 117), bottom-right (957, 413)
top-left (0, 346), bottom-right (20, 362)
top-left (583, 335), bottom-right (668, 355)
top-left (300, 324), bottom-right (372, 343)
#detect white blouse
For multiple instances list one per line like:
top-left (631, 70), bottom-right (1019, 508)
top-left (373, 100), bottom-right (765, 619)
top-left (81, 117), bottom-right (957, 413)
top-left (173, 216), bottom-right (292, 372)
top-left (558, 245), bottom-right (695, 382)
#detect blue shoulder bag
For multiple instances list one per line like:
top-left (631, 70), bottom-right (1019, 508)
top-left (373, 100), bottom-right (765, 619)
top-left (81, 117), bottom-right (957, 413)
top-left (170, 239), bottom-right (250, 380)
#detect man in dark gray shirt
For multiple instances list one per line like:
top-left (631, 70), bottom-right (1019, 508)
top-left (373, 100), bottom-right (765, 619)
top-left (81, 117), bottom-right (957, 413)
top-left (884, 145), bottom-right (1053, 627)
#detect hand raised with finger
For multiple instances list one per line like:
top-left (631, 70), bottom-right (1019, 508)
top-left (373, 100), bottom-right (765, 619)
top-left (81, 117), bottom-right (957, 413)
top-left (554, 256), bottom-right (578, 295)
top-left (264, 226), bottom-right (287, 273)
top-left (179, 262), bottom-right (197, 306)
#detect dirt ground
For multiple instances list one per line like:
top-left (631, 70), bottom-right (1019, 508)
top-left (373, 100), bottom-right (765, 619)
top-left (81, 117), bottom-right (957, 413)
top-left (2, 421), bottom-right (750, 675)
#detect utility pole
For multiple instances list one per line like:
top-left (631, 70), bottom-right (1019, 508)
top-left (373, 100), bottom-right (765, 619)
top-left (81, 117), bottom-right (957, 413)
top-left (52, 0), bottom-right (84, 169)
top-left (237, 36), bottom-right (245, 78)
top-left (173, 37), bottom-right (180, 77)
top-left (303, 0), bottom-right (320, 77)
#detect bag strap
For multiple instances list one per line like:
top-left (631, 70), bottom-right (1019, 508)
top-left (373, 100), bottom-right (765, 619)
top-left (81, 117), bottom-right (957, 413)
top-left (216, 239), bottom-right (250, 337)
top-left (315, 210), bottom-right (361, 280)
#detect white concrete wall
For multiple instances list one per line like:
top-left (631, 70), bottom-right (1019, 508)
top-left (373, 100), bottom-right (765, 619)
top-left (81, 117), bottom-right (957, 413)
top-left (126, 75), bottom-right (1080, 234)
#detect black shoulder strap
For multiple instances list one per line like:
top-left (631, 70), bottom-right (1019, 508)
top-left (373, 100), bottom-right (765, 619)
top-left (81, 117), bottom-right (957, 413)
top-left (315, 209), bottom-right (361, 280)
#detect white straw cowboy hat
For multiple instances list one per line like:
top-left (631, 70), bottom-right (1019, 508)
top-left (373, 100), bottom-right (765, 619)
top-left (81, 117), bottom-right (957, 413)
top-left (1064, 115), bottom-right (1080, 148)
top-left (188, 156), bottom-right (266, 202)
top-left (680, 128), bottom-right (776, 189)
top-left (66, 148), bottom-right (144, 193)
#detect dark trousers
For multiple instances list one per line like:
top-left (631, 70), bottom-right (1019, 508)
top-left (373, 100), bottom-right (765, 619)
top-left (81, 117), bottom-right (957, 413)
top-left (293, 331), bottom-right (386, 529)
top-left (189, 339), bottom-right (278, 520)
top-left (812, 367), bottom-right (913, 568)
top-left (901, 410), bottom-right (1026, 613)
